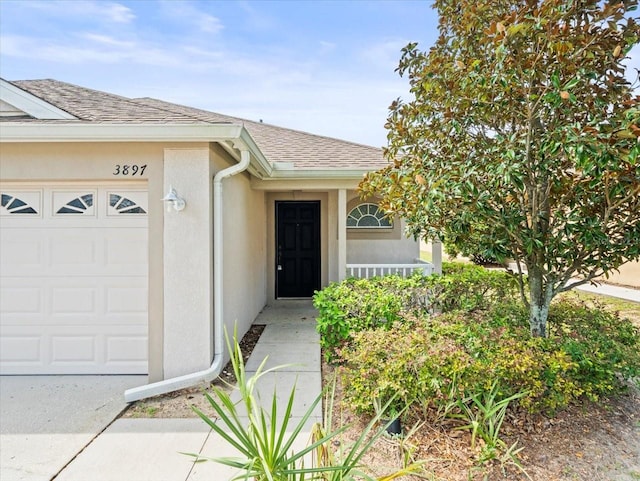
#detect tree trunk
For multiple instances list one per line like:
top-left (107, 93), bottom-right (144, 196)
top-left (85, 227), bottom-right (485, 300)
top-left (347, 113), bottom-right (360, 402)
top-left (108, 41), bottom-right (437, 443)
top-left (528, 268), bottom-right (553, 337)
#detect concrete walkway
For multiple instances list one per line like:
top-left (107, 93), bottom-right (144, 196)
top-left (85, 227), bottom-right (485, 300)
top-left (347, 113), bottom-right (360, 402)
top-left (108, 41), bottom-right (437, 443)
top-left (504, 262), bottom-right (640, 303)
top-left (52, 301), bottom-right (321, 481)
top-left (575, 281), bottom-right (640, 303)
top-left (0, 375), bottom-right (144, 481)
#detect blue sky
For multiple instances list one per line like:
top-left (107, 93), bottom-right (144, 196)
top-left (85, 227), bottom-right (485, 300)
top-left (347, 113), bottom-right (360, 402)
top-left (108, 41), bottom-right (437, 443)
top-left (1, 1), bottom-right (638, 147)
top-left (0, 0), bottom-right (439, 146)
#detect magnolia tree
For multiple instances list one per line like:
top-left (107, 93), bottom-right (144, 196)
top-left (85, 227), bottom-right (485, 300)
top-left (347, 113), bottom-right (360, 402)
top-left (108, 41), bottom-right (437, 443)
top-left (361, 0), bottom-right (640, 337)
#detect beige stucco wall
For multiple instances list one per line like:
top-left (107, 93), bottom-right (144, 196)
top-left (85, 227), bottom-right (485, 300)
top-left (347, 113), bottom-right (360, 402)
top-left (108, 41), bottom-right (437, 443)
top-left (345, 192), bottom-right (420, 264)
top-left (600, 261), bottom-right (640, 288)
top-left (347, 223), bottom-right (420, 264)
top-left (213, 145), bottom-right (267, 355)
top-left (162, 147), bottom-right (216, 378)
top-left (162, 145), bottom-right (270, 378)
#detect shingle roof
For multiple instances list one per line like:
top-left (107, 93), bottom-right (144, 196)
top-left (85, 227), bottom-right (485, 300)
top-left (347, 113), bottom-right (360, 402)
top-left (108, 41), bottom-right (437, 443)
top-left (9, 79), bottom-right (203, 124)
top-left (7, 79), bottom-right (386, 170)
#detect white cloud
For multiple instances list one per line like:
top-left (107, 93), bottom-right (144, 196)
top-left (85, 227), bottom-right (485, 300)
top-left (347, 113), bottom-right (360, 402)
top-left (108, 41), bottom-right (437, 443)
top-left (198, 14), bottom-right (224, 34)
top-left (12, 1), bottom-right (135, 23)
top-left (359, 38), bottom-right (409, 71)
top-left (158, 1), bottom-right (224, 34)
top-left (318, 41), bottom-right (337, 55)
top-left (97, 2), bottom-right (135, 23)
top-left (1, 29), bottom-right (311, 81)
top-left (81, 33), bottom-right (135, 49)
top-left (236, 1), bottom-right (278, 32)
top-left (1, 34), bottom-right (176, 66)
top-left (181, 46), bottom-right (224, 60)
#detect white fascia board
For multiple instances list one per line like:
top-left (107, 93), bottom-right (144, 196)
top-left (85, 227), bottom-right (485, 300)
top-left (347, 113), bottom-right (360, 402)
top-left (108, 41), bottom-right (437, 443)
top-left (0, 123), bottom-right (245, 142)
top-left (251, 176), bottom-right (361, 191)
top-left (238, 127), bottom-right (272, 177)
top-left (250, 168), bottom-right (373, 191)
top-left (0, 80), bottom-right (77, 120)
top-left (268, 168), bottom-right (372, 180)
top-left (213, 129), bottom-right (272, 179)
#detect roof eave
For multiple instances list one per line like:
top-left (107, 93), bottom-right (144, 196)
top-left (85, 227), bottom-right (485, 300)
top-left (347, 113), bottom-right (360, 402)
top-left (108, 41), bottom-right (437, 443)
top-left (0, 122), bottom-right (272, 178)
top-left (238, 127), bottom-right (272, 177)
top-left (0, 79), bottom-right (78, 120)
top-left (268, 168), bottom-right (375, 180)
top-left (0, 122), bottom-right (247, 142)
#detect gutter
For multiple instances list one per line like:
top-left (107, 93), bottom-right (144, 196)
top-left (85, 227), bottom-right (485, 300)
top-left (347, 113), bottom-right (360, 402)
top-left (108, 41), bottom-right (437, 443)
top-left (124, 146), bottom-right (251, 402)
top-left (0, 123), bottom-right (244, 143)
top-left (267, 167), bottom-right (374, 180)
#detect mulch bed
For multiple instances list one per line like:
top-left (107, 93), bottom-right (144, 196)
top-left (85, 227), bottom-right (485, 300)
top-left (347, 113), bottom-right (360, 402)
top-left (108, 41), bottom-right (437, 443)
top-left (214, 324), bottom-right (266, 385)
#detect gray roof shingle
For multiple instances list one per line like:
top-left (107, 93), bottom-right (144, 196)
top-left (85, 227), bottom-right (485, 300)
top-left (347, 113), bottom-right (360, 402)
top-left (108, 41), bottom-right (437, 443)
top-left (7, 79), bottom-right (386, 170)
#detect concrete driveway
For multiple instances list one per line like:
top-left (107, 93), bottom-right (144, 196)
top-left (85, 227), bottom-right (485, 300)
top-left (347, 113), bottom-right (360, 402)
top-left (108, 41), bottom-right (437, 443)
top-left (0, 375), bottom-right (144, 481)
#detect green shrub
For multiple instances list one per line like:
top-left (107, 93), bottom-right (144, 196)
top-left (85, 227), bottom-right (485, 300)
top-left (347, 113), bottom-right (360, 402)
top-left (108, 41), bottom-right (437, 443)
top-left (547, 300), bottom-right (640, 402)
top-left (420, 263), bottom-right (519, 312)
top-left (338, 299), bottom-right (640, 416)
top-left (313, 264), bottom-right (519, 362)
top-left (337, 319), bottom-right (473, 414)
top-left (313, 275), bottom-right (425, 362)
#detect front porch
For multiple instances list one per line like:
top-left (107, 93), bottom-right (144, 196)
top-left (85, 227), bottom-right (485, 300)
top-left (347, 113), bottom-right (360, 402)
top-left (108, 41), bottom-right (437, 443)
top-left (346, 259), bottom-right (435, 279)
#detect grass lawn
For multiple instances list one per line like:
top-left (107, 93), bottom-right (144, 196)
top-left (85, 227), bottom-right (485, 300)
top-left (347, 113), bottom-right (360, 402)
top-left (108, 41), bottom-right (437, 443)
top-left (560, 289), bottom-right (640, 326)
top-left (419, 250), bottom-right (432, 262)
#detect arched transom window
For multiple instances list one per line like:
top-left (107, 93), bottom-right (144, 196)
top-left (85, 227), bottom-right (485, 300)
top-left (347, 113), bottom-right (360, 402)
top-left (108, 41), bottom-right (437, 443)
top-left (347, 203), bottom-right (392, 228)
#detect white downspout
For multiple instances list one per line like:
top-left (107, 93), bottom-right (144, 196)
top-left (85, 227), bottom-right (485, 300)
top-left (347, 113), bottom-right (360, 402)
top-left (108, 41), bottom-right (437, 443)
top-left (124, 147), bottom-right (251, 402)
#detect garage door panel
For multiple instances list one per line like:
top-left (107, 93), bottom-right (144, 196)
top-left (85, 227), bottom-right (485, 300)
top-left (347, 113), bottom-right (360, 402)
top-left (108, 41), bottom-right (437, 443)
top-left (0, 335), bottom-right (41, 364)
top-left (0, 184), bottom-right (148, 375)
top-left (0, 286), bottom-right (42, 314)
top-left (106, 335), bottom-right (148, 364)
top-left (52, 335), bottom-right (96, 363)
top-left (0, 236), bottom-right (43, 269)
top-left (106, 233), bottom-right (148, 268)
top-left (1, 324), bottom-right (147, 374)
top-left (1, 229), bottom-right (147, 277)
top-left (50, 235), bottom-right (97, 266)
top-left (2, 278), bottom-right (146, 324)
top-left (106, 287), bottom-right (148, 314)
top-left (51, 286), bottom-right (97, 314)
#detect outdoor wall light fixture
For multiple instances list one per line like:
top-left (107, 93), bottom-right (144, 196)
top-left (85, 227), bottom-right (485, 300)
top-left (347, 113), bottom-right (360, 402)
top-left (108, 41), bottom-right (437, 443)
top-left (162, 186), bottom-right (186, 212)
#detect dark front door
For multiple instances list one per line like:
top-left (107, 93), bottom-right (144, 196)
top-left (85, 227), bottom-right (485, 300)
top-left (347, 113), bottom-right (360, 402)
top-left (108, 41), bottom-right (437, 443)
top-left (276, 201), bottom-right (320, 298)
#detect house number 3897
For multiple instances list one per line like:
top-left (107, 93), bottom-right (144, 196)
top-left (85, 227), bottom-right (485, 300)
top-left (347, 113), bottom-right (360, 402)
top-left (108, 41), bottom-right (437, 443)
top-left (113, 164), bottom-right (147, 176)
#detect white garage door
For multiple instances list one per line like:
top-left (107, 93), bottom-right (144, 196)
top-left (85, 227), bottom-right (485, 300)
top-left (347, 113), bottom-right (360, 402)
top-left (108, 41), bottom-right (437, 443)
top-left (0, 184), bottom-right (148, 374)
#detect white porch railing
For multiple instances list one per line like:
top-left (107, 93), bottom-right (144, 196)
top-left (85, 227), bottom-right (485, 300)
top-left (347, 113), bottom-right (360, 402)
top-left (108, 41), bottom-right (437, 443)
top-left (346, 260), bottom-right (434, 279)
